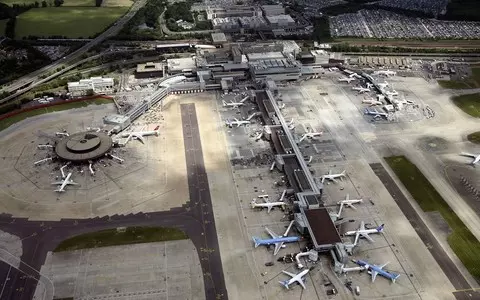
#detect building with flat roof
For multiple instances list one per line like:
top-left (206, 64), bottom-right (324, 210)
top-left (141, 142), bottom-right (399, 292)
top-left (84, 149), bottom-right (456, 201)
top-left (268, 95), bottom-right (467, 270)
top-left (261, 4), bottom-right (285, 16)
top-left (249, 58), bottom-right (301, 81)
top-left (136, 62), bottom-right (163, 78)
top-left (238, 16), bottom-right (268, 30)
top-left (206, 6), bottom-right (262, 20)
top-left (167, 57), bottom-right (197, 74)
top-left (67, 77), bottom-right (114, 97)
top-left (246, 51), bottom-right (285, 61)
top-left (212, 17), bottom-right (240, 31)
top-left (211, 32), bottom-right (227, 44)
top-left (266, 14), bottom-right (295, 28)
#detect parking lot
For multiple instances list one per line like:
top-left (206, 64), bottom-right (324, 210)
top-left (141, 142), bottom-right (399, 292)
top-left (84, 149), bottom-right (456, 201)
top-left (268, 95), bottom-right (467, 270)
top-left (330, 9), bottom-right (480, 39)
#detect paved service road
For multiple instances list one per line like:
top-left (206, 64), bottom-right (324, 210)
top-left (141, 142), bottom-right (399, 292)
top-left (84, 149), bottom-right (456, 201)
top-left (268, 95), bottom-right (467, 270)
top-left (370, 163), bottom-right (480, 300)
top-left (0, 104), bottom-right (228, 300)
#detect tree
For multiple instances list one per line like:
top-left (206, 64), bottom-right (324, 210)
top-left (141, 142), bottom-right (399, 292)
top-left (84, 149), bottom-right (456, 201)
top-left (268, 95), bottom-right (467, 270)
top-left (53, 0), bottom-right (64, 7)
top-left (41, 1), bottom-right (47, 7)
top-left (34, 1), bottom-right (39, 7)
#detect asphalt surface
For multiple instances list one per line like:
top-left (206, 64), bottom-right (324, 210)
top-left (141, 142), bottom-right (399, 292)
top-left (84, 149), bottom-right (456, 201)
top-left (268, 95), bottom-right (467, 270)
top-left (0, 103), bottom-right (228, 300)
top-left (370, 163), bottom-right (480, 300)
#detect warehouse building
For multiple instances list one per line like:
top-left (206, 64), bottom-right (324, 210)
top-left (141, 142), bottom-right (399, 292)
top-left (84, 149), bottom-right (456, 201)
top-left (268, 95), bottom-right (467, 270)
top-left (135, 62), bottom-right (163, 78)
top-left (67, 77), bottom-right (114, 97)
top-left (206, 6), bottom-right (262, 19)
top-left (261, 4), bottom-right (285, 16)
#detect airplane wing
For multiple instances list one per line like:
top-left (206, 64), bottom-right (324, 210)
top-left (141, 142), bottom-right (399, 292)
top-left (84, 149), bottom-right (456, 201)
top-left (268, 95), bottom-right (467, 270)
top-left (132, 134), bottom-right (145, 144)
top-left (51, 182), bottom-right (63, 185)
top-left (371, 270), bottom-right (378, 282)
top-left (296, 278), bottom-right (306, 289)
top-left (273, 242), bottom-right (283, 256)
top-left (360, 221), bottom-right (366, 231)
top-left (265, 227), bottom-right (279, 239)
top-left (67, 181), bottom-right (80, 186)
top-left (378, 262), bottom-right (389, 269)
top-left (460, 152), bottom-right (476, 158)
top-left (361, 232), bottom-right (374, 242)
top-left (282, 270), bottom-right (296, 278)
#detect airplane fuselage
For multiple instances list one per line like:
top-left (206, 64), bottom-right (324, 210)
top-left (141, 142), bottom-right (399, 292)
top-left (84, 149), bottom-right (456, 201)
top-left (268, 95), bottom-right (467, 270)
top-left (254, 236), bottom-right (300, 246)
top-left (251, 202), bottom-right (285, 209)
top-left (354, 260), bottom-right (400, 282)
top-left (344, 228), bottom-right (378, 236)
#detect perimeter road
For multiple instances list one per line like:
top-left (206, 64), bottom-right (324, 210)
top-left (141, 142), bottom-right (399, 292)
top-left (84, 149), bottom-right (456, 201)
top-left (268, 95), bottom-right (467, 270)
top-left (370, 162), bottom-right (480, 300)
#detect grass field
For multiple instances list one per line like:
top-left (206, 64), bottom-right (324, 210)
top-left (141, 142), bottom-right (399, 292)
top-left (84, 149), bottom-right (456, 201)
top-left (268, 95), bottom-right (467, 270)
top-left (1, 0), bottom-right (130, 5)
top-left (0, 98), bottom-right (113, 131)
top-left (385, 156), bottom-right (480, 282)
top-left (451, 93), bottom-right (480, 117)
top-left (438, 67), bottom-right (480, 89)
top-left (0, 19), bottom-right (7, 37)
top-left (467, 131), bottom-right (480, 144)
top-left (15, 7), bottom-right (129, 38)
top-left (54, 227), bottom-right (188, 252)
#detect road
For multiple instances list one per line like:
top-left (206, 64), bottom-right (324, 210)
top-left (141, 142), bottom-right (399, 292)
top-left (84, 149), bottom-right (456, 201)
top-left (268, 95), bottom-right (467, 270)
top-left (1, 0), bottom-right (147, 97)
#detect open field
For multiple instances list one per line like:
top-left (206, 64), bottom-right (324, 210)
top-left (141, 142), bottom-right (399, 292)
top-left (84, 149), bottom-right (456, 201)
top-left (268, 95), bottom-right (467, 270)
top-left (334, 38), bottom-right (480, 49)
top-left (102, 0), bottom-right (132, 7)
top-left (438, 67), bottom-right (480, 89)
top-left (467, 131), bottom-right (480, 143)
top-left (451, 93), bottom-right (480, 117)
top-left (0, 97), bottom-right (113, 131)
top-left (54, 226), bottom-right (187, 252)
top-left (15, 7), bottom-right (129, 38)
top-left (385, 155), bottom-right (480, 282)
top-left (1, 0), bottom-right (131, 5)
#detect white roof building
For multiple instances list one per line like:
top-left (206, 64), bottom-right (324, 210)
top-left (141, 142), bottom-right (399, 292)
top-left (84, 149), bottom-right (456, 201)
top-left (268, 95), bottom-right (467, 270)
top-left (67, 77), bottom-right (114, 97)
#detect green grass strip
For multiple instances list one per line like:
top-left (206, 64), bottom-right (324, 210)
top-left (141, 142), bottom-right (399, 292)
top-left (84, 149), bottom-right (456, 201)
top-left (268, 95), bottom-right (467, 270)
top-left (467, 131), bottom-right (480, 144)
top-left (385, 156), bottom-right (480, 281)
top-left (451, 93), bottom-right (480, 118)
top-left (54, 226), bottom-right (188, 252)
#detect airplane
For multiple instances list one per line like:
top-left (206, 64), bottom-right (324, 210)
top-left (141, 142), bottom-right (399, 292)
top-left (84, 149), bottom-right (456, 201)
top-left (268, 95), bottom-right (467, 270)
top-left (337, 194), bottom-right (363, 209)
top-left (51, 172), bottom-right (79, 192)
top-left (299, 128), bottom-right (323, 143)
top-left (352, 87), bottom-right (370, 93)
top-left (252, 220), bottom-right (300, 256)
top-left (119, 128), bottom-right (159, 144)
top-left (344, 221), bottom-right (384, 244)
top-left (374, 70), bottom-right (396, 77)
top-left (222, 96), bottom-right (249, 108)
top-left (226, 118), bottom-right (250, 128)
top-left (338, 77), bottom-right (356, 83)
top-left (330, 194), bottom-right (363, 221)
top-left (352, 260), bottom-right (400, 283)
top-left (460, 152), bottom-right (480, 166)
top-left (364, 108), bottom-right (389, 119)
top-left (251, 194), bottom-right (286, 213)
top-left (377, 82), bottom-right (389, 89)
top-left (385, 90), bottom-right (398, 97)
top-left (320, 170), bottom-right (346, 183)
top-left (362, 99), bottom-right (383, 106)
top-left (279, 268), bottom-right (311, 289)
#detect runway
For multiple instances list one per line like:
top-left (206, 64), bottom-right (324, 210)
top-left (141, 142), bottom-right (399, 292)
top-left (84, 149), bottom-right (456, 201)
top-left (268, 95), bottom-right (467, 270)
top-left (0, 103), bottom-right (228, 300)
top-left (370, 163), bottom-right (480, 300)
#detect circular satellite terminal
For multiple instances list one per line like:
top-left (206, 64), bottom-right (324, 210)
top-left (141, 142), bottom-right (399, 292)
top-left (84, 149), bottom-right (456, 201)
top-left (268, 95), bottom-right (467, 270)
top-left (56, 132), bottom-right (112, 162)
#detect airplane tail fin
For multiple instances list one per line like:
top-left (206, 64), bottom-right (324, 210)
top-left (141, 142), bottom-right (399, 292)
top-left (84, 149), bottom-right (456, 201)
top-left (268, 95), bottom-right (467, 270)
top-left (252, 237), bottom-right (261, 248)
top-left (279, 280), bottom-right (290, 289)
top-left (392, 274), bottom-right (400, 283)
top-left (376, 224), bottom-right (385, 232)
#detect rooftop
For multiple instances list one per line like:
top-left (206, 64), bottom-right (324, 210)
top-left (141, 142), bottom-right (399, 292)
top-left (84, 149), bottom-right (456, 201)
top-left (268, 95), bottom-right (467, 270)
top-left (136, 62), bottom-right (163, 73)
top-left (167, 57), bottom-right (197, 72)
top-left (211, 32), bottom-right (227, 43)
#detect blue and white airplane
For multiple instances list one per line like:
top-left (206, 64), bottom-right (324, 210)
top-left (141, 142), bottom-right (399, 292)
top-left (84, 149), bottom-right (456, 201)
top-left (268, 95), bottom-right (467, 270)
top-left (353, 259), bottom-right (400, 283)
top-left (252, 220), bottom-right (300, 256)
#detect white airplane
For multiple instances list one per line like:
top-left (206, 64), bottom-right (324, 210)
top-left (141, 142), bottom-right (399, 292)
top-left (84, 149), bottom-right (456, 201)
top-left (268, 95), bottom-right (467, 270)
top-left (352, 87), bottom-right (370, 93)
top-left (337, 194), bottom-right (363, 209)
top-left (330, 194), bottom-right (363, 220)
top-left (385, 90), bottom-right (398, 97)
top-left (299, 128), bottom-right (323, 143)
top-left (344, 221), bottom-right (384, 244)
top-left (338, 77), bottom-right (356, 83)
top-left (321, 170), bottom-right (346, 183)
top-left (251, 193), bottom-right (286, 213)
top-left (364, 108), bottom-right (388, 119)
top-left (362, 99), bottom-right (383, 106)
top-left (222, 96), bottom-right (248, 108)
top-left (377, 82), bottom-right (389, 89)
top-left (51, 172), bottom-right (79, 192)
top-left (375, 70), bottom-right (396, 77)
top-left (460, 152), bottom-right (480, 166)
top-left (226, 118), bottom-right (250, 127)
top-left (279, 268), bottom-right (311, 289)
top-left (119, 128), bottom-right (159, 144)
